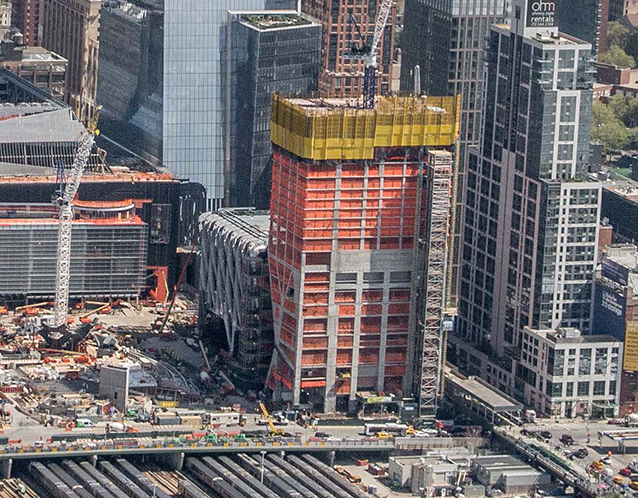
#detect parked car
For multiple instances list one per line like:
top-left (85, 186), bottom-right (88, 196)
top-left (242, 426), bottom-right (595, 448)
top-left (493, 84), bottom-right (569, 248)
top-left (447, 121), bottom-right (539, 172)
top-left (602, 456), bottom-right (613, 465)
top-left (620, 467), bottom-right (632, 477)
top-left (413, 431), bottom-right (432, 438)
top-left (539, 431), bottom-right (552, 440)
top-left (314, 432), bottom-right (332, 439)
top-left (591, 461), bottom-right (604, 471)
top-left (628, 481), bottom-right (638, 491)
top-left (573, 448), bottom-right (589, 459)
top-left (614, 476), bottom-right (625, 485)
top-left (559, 434), bottom-right (574, 446)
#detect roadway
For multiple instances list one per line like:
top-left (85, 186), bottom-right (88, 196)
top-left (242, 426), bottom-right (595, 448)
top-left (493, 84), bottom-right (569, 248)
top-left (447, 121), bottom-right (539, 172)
top-left (498, 419), bottom-right (638, 497)
top-left (0, 437), bottom-right (396, 461)
top-left (0, 413), bottom-right (371, 445)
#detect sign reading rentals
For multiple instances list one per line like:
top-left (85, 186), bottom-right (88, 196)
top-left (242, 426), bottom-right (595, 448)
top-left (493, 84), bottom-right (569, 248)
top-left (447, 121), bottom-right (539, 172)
top-left (624, 321), bottom-right (638, 372)
top-left (526, 0), bottom-right (557, 28)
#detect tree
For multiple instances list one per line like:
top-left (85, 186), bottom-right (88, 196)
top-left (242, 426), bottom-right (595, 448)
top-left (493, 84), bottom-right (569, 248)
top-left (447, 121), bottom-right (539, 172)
top-left (628, 128), bottom-right (638, 149)
top-left (608, 94), bottom-right (632, 121)
top-left (608, 94), bottom-right (638, 126)
top-left (592, 100), bottom-right (631, 151)
top-left (607, 21), bottom-right (631, 51)
top-left (625, 31), bottom-right (638, 60)
top-left (599, 45), bottom-right (636, 68)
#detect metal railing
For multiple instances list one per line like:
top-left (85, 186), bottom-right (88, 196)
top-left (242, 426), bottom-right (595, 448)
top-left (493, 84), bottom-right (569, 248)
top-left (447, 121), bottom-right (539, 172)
top-left (0, 436), bottom-right (396, 460)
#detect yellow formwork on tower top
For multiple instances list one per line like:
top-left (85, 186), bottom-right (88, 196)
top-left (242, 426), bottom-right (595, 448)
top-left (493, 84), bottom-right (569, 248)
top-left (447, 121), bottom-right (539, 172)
top-left (270, 94), bottom-right (460, 161)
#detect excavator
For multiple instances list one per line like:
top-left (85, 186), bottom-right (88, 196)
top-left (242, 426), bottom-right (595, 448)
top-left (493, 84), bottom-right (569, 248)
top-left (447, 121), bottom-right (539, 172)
top-left (258, 402), bottom-right (285, 436)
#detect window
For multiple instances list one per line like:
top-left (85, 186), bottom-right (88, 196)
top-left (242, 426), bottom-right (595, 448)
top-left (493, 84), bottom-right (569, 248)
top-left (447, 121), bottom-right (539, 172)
top-left (577, 381), bottom-right (590, 396)
top-left (610, 381), bottom-right (617, 396)
top-left (551, 382), bottom-right (562, 397)
top-left (390, 271), bottom-right (411, 282)
top-left (559, 125), bottom-right (574, 141)
top-left (363, 272), bottom-right (383, 283)
top-left (593, 381), bottom-right (606, 396)
top-left (566, 382), bottom-right (574, 397)
top-left (579, 349), bottom-right (591, 375)
top-left (560, 96), bottom-right (577, 122)
top-left (336, 273), bottom-right (357, 283)
top-left (546, 380), bottom-right (553, 396)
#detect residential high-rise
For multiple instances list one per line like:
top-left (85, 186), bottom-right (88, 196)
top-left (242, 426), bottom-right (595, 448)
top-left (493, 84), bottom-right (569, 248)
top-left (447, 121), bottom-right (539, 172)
top-left (163, 0), bottom-right (294, 210)
top-left (400, 0), bottom-right (507, 306)
top-left (450, 0), bottom-right (602, 403)
top-left (11, 0), bottom-right (39, 45)
top-left (557, 0), bottom-right (607, 54)
top-left (267, 94), bottom-right (458, 414)
top-left (40, 0), bottom-right (101, 125)
top-left (224, 12), bottom-right (321, 209)
top-left (300, 0), bottom-right (395, 97)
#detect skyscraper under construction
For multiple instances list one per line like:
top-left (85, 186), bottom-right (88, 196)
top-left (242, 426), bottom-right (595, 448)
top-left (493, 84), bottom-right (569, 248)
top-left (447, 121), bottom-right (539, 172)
top-left (267, 94), bottom-right (459, 415)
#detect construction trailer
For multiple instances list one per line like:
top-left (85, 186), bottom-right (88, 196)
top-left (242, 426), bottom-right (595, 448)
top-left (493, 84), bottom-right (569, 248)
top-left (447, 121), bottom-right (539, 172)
top-left (267, 94), bottom-right (458, 415)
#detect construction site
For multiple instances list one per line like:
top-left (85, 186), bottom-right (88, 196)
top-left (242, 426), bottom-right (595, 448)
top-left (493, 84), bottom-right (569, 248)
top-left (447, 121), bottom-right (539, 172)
top-left (200, 209), bottom-right (274, 389)
top-left (266, 93), bottom-right (458, 414)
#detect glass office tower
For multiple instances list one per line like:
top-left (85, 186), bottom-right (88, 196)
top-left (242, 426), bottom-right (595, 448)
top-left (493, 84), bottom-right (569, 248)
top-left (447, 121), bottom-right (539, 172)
top-left (400, 0), bottom-right (507, 305)
top-left (225, 12), bottom-right (321, 209)
top-left (163, 0), bottom-right (294, 209)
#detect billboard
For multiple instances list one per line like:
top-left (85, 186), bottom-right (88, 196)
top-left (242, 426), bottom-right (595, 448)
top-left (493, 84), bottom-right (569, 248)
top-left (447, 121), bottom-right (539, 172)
top-left (594, 286), bottom-right (627, 340)
top-left (624, 321), bottom-right (638, 372)
top-left (602, 257), bottom-right (630, 286)
top-left (365, 396), bottom-right (394, 404)
top-left (526, 0), bottom-right (557, 28)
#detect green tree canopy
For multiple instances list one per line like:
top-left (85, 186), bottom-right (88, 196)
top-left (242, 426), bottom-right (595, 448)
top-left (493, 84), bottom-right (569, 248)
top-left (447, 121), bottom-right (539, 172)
top-left (592, 100), bottom-right (631, 151)
top-left (607, 21), bottom-right (631, 50)
top-left (625, 31), bottom-right (638, 60)
top-left (608, 94), bottom-right (638, 126)
top-left (599, 45), bottom-right (636, 68)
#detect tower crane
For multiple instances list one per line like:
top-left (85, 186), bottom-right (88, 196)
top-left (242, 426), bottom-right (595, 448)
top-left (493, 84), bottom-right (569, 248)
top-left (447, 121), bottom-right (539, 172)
top-left (53, 108), bottom-right (101, 327)
top-left (348, 0), bottom-right (393, 109)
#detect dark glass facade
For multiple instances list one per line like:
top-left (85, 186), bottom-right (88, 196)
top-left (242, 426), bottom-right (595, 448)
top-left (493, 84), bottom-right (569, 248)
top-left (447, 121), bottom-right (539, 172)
top-left (556, 0), bottom-right (606, 54)
top-left (97, 1), bottom-right (164, 164)
top-left (400, 0), bottom-right (507, 305)
top-left (164, 0), bottom-right (295, 210)
top-left (225, 13), bottom-right (321, 209)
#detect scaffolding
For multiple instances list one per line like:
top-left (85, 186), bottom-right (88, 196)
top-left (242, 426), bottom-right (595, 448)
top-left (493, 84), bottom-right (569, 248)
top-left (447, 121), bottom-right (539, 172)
top-left (411, 151), bottom-right (453, 418)
top-left (271, 94), bottom-right (460, 161)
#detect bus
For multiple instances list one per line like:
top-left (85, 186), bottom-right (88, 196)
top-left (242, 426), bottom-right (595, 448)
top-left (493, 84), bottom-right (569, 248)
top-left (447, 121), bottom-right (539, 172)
top-left (364, 423), bottom-right (408, 436)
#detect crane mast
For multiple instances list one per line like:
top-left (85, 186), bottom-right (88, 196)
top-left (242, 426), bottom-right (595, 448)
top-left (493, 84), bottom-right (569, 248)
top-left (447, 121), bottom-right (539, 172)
top-left (53, 132), bottom-right (95, 327)
top-left (362, 0), bottom-right (393, 109)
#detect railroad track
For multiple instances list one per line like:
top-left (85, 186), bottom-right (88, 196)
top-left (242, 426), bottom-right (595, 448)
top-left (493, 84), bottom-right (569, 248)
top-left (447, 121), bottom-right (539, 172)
top-left (0, 478), bottom-right (41, 498)
top-left (144, 466), bottom-right (182, 495)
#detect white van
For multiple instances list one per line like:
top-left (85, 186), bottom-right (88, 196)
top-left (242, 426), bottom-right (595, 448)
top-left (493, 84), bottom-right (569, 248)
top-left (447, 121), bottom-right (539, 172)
top-left (75, 418), bottom-right (95, 428)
